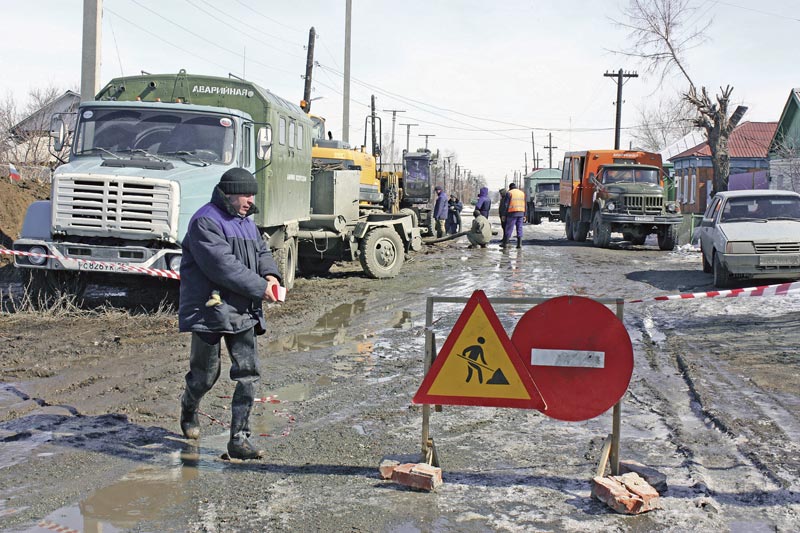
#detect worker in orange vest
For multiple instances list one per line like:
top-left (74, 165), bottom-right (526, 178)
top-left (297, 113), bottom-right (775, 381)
top-left (501, 183), bottom-right (525, 248)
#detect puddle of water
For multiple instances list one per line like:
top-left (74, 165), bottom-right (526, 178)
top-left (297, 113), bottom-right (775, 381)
top-left (10, 448), bottom-right (201, 533)
top-left (266, 299), bottom-right (367, 354)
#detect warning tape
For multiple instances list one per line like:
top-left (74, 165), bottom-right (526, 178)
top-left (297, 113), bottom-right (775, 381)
top-left (0, 247), bottom-right (180, 280)
top-left (37, 520), bottom-right (80, 533)
top-left (629, 280), bottom-right (800, 303)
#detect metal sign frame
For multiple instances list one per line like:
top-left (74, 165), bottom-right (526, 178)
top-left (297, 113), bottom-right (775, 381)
top-left (420, 295), bottom-right (625, 475)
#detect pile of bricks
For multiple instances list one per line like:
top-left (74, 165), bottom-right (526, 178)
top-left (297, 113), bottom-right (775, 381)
top-left (379, 460), bottom-right (443, 492)
top-left (591, 464), bottom-right (663, 515)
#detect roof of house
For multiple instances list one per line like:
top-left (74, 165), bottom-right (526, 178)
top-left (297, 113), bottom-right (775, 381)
top-left (10, 90), bottom-right (80, 137)
top-left (768, 88), bottom-right (800, 153)
top-left (669, 121), bottom-right (778, 161)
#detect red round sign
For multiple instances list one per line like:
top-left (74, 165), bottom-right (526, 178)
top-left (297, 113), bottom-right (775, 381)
top-left (511, 296), bottom-right (633, 421)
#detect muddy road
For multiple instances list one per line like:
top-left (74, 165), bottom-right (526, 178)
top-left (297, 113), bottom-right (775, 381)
top-left (1, 218), bottom-right (798, 532)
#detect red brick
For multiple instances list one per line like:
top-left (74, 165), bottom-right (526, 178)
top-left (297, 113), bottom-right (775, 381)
top-left (619, 460), bottom-right (668, 494)
top-left (391, 462), bottom-right (443, 491)
top-left (379, 459), bottom-right (400, 480)
top-left (591, 473), bottom-right (660, 514)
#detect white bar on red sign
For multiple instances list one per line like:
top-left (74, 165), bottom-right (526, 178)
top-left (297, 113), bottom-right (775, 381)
top-left (531, 348), bottom-right (605, 368)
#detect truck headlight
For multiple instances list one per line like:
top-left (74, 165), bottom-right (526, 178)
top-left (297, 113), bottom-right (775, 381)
top-left (725, 241), bottom-right (754, 254)
top-left (168, 254), bottom-right (182, 272)
top-left (28, 246), bottom-right (48, 266)
top-left (605, 201), bottom-right (616, 212)
top-left (666, 202), bottom-right (679, 213)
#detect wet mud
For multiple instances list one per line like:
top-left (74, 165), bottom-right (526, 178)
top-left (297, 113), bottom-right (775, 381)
top-left (1, 219), bottom-right (798, 532)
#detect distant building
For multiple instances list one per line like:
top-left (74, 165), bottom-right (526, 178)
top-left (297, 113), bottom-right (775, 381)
top-left (767, 88), bottom-right (800, 193)
top-left (668, 121), bottom-right (777, 215)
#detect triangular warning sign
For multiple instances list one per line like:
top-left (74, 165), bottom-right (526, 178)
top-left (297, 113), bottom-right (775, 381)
top-left (413, 290), bottom-right (546, 409)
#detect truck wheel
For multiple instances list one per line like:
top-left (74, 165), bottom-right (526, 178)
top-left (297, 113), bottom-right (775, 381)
top-left (533, 212), bottom-right (542, 225)
top-left (713, 252), bottom-right (733, 288)
top-left (701, 244), bottom-right (712, 273)
top-left (360, 227), bottom-right (404, 278)
top-left (298, 257), bottom-right (335, 276)
top-left (274, 237), bottom-right (297, 289)
top-left (23, 270), bottom-right (87, 308)
top-left (565, 211), bottom-right (574, 240)
top-left (658, 226), bottom-right (676, 251)
top-left (591, 212), bottom-right (611, 248)
top-left (399, 208), bottom-right (418, 228)
top-left (573, 219), bottom-right (589, 242)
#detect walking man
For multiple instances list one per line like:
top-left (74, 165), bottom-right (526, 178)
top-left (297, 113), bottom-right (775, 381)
top-left (178, 167), bottom-right (281, 460)
top-left (501, 183), bottom-right (526, 248)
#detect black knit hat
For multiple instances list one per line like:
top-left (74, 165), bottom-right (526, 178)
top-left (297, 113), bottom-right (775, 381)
top-left (218, 167), bottom-right (258, 195)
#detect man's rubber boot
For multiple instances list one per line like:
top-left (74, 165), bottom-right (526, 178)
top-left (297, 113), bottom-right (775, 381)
top-left (516, 237), bottom-right (522, 248)
top-left (227, 437), bottom-right (264, 460)
top-left (180, 409), bottom-right (200, 440)
top-left (500, 239), bottom-right (508, 248)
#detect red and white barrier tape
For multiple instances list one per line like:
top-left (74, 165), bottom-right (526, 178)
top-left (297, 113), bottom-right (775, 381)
top-left (0, 247), bottom-right (180, 280)
top-left (629, 280), bottom-right (800, 303)
top-left (37, 520), bottom-right (80, 533)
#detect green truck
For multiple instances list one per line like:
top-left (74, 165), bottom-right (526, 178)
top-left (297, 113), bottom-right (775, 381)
top-left (13, 70), bottom-right (419, 298)
top-left (523, 168), bottom-right (561, 224)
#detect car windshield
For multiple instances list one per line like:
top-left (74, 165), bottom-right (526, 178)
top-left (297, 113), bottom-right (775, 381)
top-left (720, 196), bottom-right (800, 222)
top-left (536, 183), bottom-right (559, 193)
top-left (601, 167), bottom-right (660, 185)
top-left (73, 107), bottom-right (236, 164)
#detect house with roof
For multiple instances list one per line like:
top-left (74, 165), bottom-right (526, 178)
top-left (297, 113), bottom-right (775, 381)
top-left (767, 88), bottom-right (800, 193)
top-left (668, 121), bottom-right (778, 215)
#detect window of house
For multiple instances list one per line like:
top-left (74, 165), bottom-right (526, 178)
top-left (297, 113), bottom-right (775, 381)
top-left (690, 171), bottom-right (696, 204)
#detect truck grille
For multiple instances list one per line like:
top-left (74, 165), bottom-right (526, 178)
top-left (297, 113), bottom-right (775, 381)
top-left (53, 174), bottom-right (178, 241)
top-left (754, 242), bottom-right (800, 253)
top-left (622, 195), bottom-right (663, 215)
top-left (541, 196), bottom-right (558, 206)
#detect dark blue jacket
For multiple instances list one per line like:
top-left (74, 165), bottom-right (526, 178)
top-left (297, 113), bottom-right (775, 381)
top-left (433, 190), bottom-right (448, 220)
top-left (475, 187), bottom-right (491, 218)
top-left (178, 186), bottom-right (281, 335)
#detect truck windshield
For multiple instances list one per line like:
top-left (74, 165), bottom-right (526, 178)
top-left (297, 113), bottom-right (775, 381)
top-left (602, 168), bottom-right (659, 185)
top-left (536, 183), bottom-right (559, 193)
top-left (73, 107), bottom-right (236, 164)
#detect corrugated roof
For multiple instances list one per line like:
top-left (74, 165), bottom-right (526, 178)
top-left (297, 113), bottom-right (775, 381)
top-left (669, 121), bottom-right (778, 161)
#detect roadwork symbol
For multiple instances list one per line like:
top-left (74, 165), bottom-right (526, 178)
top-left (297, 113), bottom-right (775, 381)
top-left (413, 290), bottom-right (545, 409)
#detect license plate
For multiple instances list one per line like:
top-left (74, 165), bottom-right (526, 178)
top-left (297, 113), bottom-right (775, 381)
top-left (77, 261), bottom-right (127, 272)
top-left (759, 255), bottom-right (800, 267)
top-left (634, 216), bottom-right (655, 222)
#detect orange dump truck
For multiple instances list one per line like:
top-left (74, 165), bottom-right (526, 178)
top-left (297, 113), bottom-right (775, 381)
top-left (559, 150), bottom-right (682, 250)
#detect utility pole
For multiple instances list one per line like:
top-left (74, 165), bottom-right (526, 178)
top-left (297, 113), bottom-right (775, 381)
top-left (419, 134), bottom-right (435, 150)
top-left (81, 0), bottom-right (102, 102)
top-left (524, 153), bottom-right (528, 174)
top-left (399, 123), bottom-right (418, 152)
top-left (444, 156), bottom-right (454, 193)
top-left (531, 132), bottom-right (536, 169)
top-left (604, 68), bottom-right (638, 149)
top-left (544, 133), bottom-right (557, 169)
top-left (342, 0), bottom-right (352, 142)
top-left (301, 27), bottom-right (316, 112)
top-left (383, 109), bottom-right (405, 171)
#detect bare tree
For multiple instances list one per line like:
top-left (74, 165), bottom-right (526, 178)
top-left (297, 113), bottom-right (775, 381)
top-left (631, 95), bottom-right (696, 152)
top-left (616, 0), bottom-right (748, 194)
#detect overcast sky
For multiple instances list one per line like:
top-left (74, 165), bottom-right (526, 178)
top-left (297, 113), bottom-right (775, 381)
top-left (2, 0), bottom-right (798, 191)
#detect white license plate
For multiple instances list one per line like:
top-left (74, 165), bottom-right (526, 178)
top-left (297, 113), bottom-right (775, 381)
top-left (634, 216), bottom-right (655, 222)
top-left (77, 261), bottom-right (127, 272)
top-left (759, 255), bottom-right (800, 267)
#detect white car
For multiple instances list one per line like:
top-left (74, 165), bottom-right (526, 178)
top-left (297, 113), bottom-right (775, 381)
top-left (695, 190), bottom-right (800, 288)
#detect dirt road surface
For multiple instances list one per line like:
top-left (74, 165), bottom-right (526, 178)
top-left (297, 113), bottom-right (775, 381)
top-left (1, 218), bottom-right (798, 532)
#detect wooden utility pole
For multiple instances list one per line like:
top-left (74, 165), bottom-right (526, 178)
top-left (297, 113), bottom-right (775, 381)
top-left (419, 134), bottom-right (435, 150)
top-left (81, 0), bottom-right (102, 101)
top-left (544, 133), bottom-right (557, 169)
top-left (301, 27), bottom-right (316, 112)
top-left (383, 109), bottom-right (405, 171)
top-left (531, 132), bottom-right (536, 170)
top-left (604, 69), bottom-right (638, 149)
top-left (399, 123), bottom-right (418, 152)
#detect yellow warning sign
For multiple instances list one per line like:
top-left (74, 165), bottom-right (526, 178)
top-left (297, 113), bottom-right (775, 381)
top-left (413, 290), bottom-right (545, 409)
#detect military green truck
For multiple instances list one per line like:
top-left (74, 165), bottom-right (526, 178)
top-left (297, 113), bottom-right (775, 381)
top-left (13, 70), bottom-right (418, 299)
top-left (560, 150), bottom-right (682, 250)
top-left (523, 168), bottom-right (561, 224)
